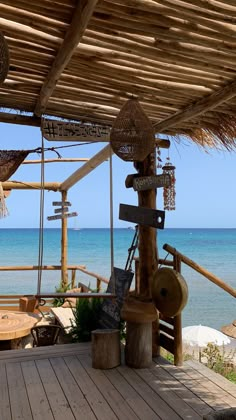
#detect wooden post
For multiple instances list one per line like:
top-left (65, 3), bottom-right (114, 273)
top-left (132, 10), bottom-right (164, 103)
top-left (124, 150), bottom-right (159, 367)
top-left (135, 151), bottom-right (158, 297)
top-left (71, 269), bottom-right (76, 288)
top-left (61, 190), bottom-right (68, 288)
top-left (173, 254), bottom-right (183, 365)
top-left (174, 314), bottom-right (183, 366)
top-left (125, 322), bottom-right (153, 368)
top-left (96, 278), bottom-right (101, 292)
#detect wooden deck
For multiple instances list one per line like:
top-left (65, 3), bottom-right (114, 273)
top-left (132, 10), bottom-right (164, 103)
top-left (0, 343), bottom-right (235, 420)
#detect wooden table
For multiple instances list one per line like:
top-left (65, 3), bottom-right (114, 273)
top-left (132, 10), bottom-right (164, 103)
top-left (0, 310), bottom-right (41, 349)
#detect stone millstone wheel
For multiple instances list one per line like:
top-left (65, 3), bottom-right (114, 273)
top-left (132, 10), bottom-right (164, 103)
top-left (152, 267), bottom-right (188, 317)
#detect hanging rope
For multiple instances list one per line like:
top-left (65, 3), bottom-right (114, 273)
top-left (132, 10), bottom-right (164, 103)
top-left (109, 145), bottom-right (114, 279)
top-left (37, 135), bottom-right (45, 296)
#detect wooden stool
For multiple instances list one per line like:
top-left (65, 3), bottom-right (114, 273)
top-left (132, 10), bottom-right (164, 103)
top-left (19, 296), bottom-right (37, 312)
top-left (92, 329), bottom-right (121, 369)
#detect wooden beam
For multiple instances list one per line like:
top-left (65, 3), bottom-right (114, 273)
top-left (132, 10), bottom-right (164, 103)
top-left (0, 112), bottom-right (41, 127)
top-left (34, 0), bottom-right (99, 116)
top-left (23, 158), bottom-right (89, 164)
top-left (1, 181), bottom-right (61, 191)
top-left (61, 144), bottom-right (112, 190)
top-left (153, 79), bottom-right (236, 132)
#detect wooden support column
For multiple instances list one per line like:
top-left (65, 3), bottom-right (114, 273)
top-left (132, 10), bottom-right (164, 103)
top-left (61, 190), bottom-right (68, 288)
top-left (124, 150), bottom-right (159, 367)
top-left (136, 151), bottom-right (158, 297)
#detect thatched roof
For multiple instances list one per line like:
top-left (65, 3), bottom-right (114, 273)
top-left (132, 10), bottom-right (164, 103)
top-left (221, 319), bottom-right (236, 339)
top-left (1, 0), bottom-right (236, 149)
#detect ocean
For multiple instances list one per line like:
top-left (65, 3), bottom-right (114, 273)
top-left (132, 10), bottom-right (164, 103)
top-left (0, 228), bottom-right (235, 331)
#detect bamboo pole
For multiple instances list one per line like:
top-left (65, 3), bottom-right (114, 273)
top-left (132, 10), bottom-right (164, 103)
top-left (0, 265), bottom-right (86, 271)
top-left (61, 190), bottom-right (68, 288)
top-left (23, 158), bottom-right (89, 164)
top-left (163, 243), bottom-right (236, 298)
top-left (1, 181), bottom-right (61, 191)
top-left (61, 144), bottom-right (112, 190)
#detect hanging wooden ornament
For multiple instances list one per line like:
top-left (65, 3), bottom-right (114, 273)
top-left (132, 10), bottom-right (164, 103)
top-left (0, 32), bottom-right (9, 84)
top-left (110, 98), bottom-right (155, 162)
top-left (162, 157), bottom-right (176, 211)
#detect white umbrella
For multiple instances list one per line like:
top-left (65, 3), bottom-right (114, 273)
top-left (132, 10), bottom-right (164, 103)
top-left (182, 325), bottom-right (231, 362)
top-left (182, 325), bottom-right (231, 347)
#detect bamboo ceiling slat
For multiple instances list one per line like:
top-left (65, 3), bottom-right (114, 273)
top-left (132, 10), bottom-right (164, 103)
top-left (93, 5), bottom-right (236, 41)
top-left (100, 0), bottom-right (236, 28)
top-left (89, 23), bottom-right (236, 77)
top-left (0, 4), bottom-right (67, 37)
top-left (2, 0), bottom-right (74, 22)
top-left (34, 0), bottom-right (99, 116)
top-left (86, 22), bottom-right (236, 55)
top-left (179, 0), bottom-right (236, 16)
top-left (0, 0), bottom-right (236, 148)
top-left (81, 33), bottom-right (234, 81)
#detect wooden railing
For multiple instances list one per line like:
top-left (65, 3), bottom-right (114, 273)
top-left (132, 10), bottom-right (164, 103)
top-left (0, 264), bottom-right (110, 312)
top-left (157, 243), bottom-right (236, 366)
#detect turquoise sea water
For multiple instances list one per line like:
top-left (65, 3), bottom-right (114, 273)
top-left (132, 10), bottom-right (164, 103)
top-left (0, 228), bottom-right (235, 331)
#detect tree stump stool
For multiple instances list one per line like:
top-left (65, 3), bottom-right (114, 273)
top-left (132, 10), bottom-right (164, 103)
top-left (203, 408), bottom-right (236, 419)
top-left (92, 329), bottom-right (121, 369)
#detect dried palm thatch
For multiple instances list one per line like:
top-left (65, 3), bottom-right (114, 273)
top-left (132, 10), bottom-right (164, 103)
top-left (186, 114), bottom-right (236, 151)
top-left (0, 32), bottom-right (9, 84)
top-left (110, 98), bottom-right (155, 162)
top-left (221, 319), bottom-right (236, 339)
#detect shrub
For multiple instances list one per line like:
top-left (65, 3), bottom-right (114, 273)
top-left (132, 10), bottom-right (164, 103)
top-left (70, 296), bottom-right (103, 342)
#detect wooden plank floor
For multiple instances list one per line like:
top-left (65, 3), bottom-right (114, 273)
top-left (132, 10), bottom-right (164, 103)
top-left (0, 343), bottom-right (235, 419)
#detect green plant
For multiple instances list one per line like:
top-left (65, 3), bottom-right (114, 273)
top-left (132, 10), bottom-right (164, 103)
top-left (70, 296), bottom-right (103, 342)
top-left (202, 343), bottom-right (236, 383)
top-left (52, 282), bottom-right (71, 307)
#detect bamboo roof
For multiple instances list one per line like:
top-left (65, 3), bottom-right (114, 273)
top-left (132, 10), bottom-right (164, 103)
top-left (1, 0), bottom-right (236, 149)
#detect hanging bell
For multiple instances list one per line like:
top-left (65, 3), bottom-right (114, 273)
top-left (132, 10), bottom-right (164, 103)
top-left (110, 98), bottom-right (155, 162)
top-left (162, 162), bottom-right (176, 211)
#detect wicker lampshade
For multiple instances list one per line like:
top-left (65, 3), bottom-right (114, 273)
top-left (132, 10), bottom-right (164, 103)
top-left (110, 98), bottom-right (155, 162)
top-left (0, 32), bottom-right (9, 84)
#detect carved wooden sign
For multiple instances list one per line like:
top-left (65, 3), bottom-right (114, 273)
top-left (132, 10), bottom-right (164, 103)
top-left (54, 207), bottom-right (69, 214)
top-left (133, 174), bottom-right (171, 191)
top-left (47, 212), bottom-right (78, 221)
top-left (119, 204), bottom-right (165, 229)
top-left (99, 267), bottom-right (134, 329)
top-left (52, 201), bottom-right (71, 206)
top-left (42, 120), bottom-right (111, 142)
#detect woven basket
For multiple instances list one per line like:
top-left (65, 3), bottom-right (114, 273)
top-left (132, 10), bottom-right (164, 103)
top-left (110, 98), bottom-right (155, 162)
top-left (0, 32), bottom-right (9, 84)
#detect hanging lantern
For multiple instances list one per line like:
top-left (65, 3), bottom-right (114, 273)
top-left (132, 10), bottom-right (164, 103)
top-left (0, 32), bottom-right (9, 84)
top-left (163, 160), bottom-right (176, 211)
top-left (110, 98), bottom-right (155, 162)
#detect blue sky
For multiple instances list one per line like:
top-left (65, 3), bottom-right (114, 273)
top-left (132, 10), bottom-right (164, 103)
top-left (1, 122), bottom-right (236, 228)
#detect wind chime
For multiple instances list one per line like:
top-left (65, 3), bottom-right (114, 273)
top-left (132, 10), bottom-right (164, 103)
top-left (156, 146), bottom-right (176, 211)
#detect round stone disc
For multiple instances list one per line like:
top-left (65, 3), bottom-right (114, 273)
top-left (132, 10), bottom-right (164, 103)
top-left (152, 267), bottom-right (188, 317)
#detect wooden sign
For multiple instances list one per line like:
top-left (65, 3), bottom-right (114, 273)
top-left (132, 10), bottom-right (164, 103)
top-left (99, 267), bottom-right (134, 329)
top-left (54, 207), bottom-right (69, 214)
top-left (133, 174), bottom-right (171, 191)
top-left (42, 120), bottom-right (111, 142)
top-left (47, 212), bottom-right (78, 221)
top-left (52, 201), bottom-right (71, 206)
top-left (125, 174), bottom-right (139, 188)
top-left (119, 204), bottom-right (165, 229)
